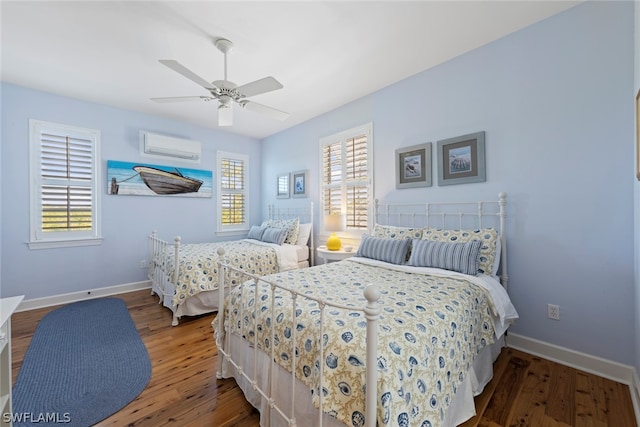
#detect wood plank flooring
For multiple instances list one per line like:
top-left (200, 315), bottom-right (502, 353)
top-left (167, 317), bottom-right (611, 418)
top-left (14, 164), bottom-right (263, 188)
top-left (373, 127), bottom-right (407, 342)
top-left (11, 289), bottom-right (637, 426)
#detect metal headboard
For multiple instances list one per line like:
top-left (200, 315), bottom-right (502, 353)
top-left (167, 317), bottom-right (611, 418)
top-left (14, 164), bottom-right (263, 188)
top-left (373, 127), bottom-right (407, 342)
top-left (374, 192), bottom-right (508, 289)
top-left (267, 201), bottom-right (315, 266)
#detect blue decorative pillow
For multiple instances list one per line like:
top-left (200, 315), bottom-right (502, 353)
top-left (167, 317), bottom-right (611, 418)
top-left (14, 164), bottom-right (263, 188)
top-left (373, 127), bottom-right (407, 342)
top-left (247, 225), bottom-right (266, 240)
top-left (261, 218), bottom-right (300, 244)
top-left (408, 239), bottom-right (482, 275)
top-left (421, 227), bottom-right (498, 275)
top-left (355, 234), bottom-right (411, 265)
top-left (260, 227), bottom-right (288, 245)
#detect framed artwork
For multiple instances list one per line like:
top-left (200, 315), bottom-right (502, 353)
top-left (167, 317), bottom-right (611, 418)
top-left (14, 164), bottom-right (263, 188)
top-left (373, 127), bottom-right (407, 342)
top-left (276, 173), bottom-right (290, 198)
top-left (437, 131), bottom-right (486, 186)
top-left (291, 169), bottom-right (308, 198)
top-left (636, 89), bottom-right (640, 180)
top-left (395, 142), bottom-right (432, 189)
top-left (107, 160), bottom-right (212, 197)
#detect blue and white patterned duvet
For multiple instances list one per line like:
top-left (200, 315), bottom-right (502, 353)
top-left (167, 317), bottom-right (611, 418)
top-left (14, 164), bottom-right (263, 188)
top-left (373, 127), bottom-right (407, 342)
top-left (166, 240), bottom-right (281, 307)
top-left (222, 258), bottom-right (500, 427)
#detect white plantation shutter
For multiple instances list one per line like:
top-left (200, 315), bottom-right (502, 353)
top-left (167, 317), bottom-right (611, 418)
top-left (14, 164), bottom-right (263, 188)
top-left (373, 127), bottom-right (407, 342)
top-left (217, 151), bottom-right (249, 232)
top-left (40, 133), bottom-right (93, 231)
top-left (320, 124), bottom-right (373, 233)
top-left (29, 120), bottom-right (102, 248)
top-left (345, 135), bottom-right (369, 230)
top-left (322, 142), bottom-right (343, 216)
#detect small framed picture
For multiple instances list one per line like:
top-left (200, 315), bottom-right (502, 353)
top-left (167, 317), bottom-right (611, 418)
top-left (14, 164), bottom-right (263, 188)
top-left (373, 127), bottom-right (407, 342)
top-left (276, 173), bottom-right (290, 199)
top-left (291, 170), bottom-right (308, 198)
top-left (395, 142), bottom-right (432, 189)
top-left (437, 131), bottom-right (486, 186)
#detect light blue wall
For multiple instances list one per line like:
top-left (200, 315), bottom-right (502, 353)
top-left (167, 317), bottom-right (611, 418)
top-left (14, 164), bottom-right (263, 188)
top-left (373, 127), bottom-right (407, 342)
top-left (263, 2), bottom-right (635, 365)
top-left (0, 83), bottom-right (262, 300)
top-left (634, 0), bottom-right (640, 378)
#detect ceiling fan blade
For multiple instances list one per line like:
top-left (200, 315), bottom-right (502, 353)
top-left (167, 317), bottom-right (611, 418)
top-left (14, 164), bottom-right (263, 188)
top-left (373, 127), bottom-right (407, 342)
top-left (218, 105), bottom-right (233, 126)
top-left (242, 100), bottom-right (289, 121)
top-left (235, 76), bottom-right (283, 98)
top-left (151, 96), bottom-right (212, 103)
top-left (159, 60), bottom-right (215, 90)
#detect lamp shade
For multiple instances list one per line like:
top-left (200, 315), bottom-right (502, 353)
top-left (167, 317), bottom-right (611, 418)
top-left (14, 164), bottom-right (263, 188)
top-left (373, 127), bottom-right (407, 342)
top-left (324, 214), bottom-right (345, 232)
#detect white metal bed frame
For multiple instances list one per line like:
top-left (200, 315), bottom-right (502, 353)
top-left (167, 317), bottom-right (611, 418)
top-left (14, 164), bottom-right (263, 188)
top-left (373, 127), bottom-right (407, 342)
top-left (147, 202), bottom-right (314, 326)
top-left (373, 191), bottom-right (508, 289)
top-left (214, 193), bottom-right (508, 427)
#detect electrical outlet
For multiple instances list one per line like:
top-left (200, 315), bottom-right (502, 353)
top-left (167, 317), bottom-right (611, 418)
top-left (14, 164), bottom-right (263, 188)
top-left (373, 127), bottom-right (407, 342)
top-left (547, 304), bottom-right (560, 320)
top-left (139, 259), bottom-right (148, 269)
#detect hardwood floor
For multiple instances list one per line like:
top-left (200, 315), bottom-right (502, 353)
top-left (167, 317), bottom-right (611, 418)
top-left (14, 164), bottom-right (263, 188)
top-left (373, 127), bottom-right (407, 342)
top-left (11, 289), bottom-right (637, 426)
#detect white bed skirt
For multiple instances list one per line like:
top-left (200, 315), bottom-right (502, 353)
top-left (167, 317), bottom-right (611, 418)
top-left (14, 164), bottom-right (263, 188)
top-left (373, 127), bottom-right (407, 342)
top-left (218, 329), bottom-right (504, 427)
top-left (170, 261), bottom-right (310, 320)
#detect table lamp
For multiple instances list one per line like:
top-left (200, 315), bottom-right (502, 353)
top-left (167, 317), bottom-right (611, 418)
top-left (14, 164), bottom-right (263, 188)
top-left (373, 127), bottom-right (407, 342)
top-left (324, 213), bottom-right (346, 251)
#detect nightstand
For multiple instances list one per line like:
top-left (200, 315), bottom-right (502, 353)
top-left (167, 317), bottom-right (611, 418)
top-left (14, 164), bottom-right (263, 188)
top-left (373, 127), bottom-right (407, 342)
top-left (316, 246), bottom-right (357, 264)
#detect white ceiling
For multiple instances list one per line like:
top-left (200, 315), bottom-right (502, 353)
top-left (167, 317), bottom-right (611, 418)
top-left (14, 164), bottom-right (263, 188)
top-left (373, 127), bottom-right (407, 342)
top-left (1, 1), bottom-right (579, 140)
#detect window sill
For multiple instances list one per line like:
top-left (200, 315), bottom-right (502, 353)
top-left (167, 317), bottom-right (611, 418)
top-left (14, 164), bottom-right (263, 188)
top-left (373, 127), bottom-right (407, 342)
top-left (215, 230), bottom-right (249, 239)
top-left (28, 237), bottom-right (104, 250)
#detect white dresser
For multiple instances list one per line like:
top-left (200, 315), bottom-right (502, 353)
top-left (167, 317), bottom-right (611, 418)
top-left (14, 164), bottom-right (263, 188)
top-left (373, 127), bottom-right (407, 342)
top-left (1, 296), bottom-right (24, 427)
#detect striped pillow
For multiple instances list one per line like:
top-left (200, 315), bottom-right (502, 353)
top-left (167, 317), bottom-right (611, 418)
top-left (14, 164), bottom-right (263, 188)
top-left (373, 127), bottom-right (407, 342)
top-left (247, 225), bottom-right (266, 240)
top-left (261, 218), bottom-right (300, 245)
top-left (421, 228), bottom-right (499, 275)
top-left (260, 227), bottom-right (288, 245)
top-left (355, 234), bottom-right (411, 265)
top-left (408, 239), bottom-right (482, 275)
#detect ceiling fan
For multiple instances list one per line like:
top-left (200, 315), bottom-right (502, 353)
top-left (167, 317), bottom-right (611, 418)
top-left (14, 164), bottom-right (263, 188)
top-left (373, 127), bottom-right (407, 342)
top-left (151, 38), bottom-right (289, 127)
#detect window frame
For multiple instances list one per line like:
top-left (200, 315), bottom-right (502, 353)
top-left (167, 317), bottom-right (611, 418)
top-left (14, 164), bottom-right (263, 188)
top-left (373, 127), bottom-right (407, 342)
top-left (319, 123), bottom-right (373, 239)
top-left (216, 151), bottom-right (250, 235)
top-left (28, 119), bottom-right (102, 249)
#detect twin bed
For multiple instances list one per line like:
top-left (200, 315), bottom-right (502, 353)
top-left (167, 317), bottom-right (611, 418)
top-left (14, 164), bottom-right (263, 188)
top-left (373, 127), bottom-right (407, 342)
top-left (147, 203), bottom-right (314, 326)
top-left (213, 193), bottom-right (518, 427)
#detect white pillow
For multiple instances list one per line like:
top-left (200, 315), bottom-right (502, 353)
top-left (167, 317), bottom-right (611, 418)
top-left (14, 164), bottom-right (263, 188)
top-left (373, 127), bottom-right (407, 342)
top-left (296, 223), bottom-right (312, 246)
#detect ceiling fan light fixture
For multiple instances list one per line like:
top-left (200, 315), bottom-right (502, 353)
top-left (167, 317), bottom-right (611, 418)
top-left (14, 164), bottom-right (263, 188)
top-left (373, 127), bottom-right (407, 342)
top-left (153, 38), bottom-right (288, 127)
top-left (218, 104), bottom-right (233, 126)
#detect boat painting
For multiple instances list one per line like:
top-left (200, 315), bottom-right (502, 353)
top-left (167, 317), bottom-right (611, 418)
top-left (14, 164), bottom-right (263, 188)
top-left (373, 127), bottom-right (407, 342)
top-left (134, 166), bottom-right (203, 194)
top-left (107, 160), bottom-right (212, 198)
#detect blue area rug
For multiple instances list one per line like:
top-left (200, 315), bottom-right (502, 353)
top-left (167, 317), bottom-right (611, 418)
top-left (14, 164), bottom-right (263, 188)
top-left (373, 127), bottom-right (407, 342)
top-left (12, 298), bottom-right (152, 427)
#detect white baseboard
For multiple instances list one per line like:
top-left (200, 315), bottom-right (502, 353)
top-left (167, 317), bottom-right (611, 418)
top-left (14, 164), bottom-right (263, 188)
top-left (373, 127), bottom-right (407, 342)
top-left (632, 369), bottom-right (640, 427)
top-left (16, 280), bottom-right (152, 312)
top-left (507, 332), bottom-right (640, 425)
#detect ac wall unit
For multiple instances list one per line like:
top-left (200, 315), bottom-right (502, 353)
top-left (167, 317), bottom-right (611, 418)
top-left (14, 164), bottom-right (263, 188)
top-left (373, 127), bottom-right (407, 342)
top-left (140, 131), bottom-right (201, 163)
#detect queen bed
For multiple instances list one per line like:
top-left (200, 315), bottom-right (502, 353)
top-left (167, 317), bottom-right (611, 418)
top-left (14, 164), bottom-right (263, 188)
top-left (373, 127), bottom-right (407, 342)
top-left (213, 193), bottom-right (519, 427)
top-left (148, 202), bottom-right (314, 326)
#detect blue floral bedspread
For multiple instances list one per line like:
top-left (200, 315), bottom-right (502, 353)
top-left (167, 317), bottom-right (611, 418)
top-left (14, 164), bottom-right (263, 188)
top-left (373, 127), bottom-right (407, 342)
top-left (221, 259), bottom-right (497, 427)
top-left (167, 240), bottom-right (280, 307)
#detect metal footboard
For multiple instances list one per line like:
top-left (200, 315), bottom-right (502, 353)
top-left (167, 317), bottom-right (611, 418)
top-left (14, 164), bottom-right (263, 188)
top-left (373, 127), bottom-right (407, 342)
top-left (147, 230), bottom-right (181, 326)
top-left (215, 248), bottom-right (381, 427)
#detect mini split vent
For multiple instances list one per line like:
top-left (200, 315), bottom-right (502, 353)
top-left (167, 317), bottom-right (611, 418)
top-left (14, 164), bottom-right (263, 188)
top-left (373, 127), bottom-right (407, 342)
top-left (139, 131), bottom-right (201, 163)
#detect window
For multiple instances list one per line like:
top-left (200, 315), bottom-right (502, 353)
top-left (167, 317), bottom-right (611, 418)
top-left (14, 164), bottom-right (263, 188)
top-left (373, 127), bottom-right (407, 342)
top-left (320, 123), bottom-right (373, 235)
top-left (29, 119), bottom-right (102, 249)
top-left (217, 151), bottom-right (249, 233)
